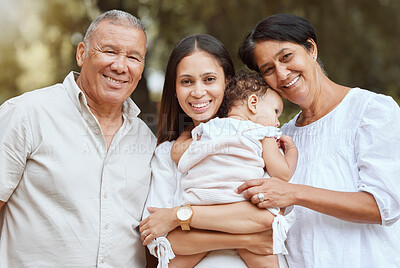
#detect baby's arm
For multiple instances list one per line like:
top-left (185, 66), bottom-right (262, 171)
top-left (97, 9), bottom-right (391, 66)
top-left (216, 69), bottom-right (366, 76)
top-left (171, 129), bottom-right (193, 163)
top-left (261, 134), bottom-right (298, 181)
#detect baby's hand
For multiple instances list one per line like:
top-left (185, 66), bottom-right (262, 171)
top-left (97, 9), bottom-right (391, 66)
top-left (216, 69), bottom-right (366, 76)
top-left (277, 135), bottom-right (297, 154)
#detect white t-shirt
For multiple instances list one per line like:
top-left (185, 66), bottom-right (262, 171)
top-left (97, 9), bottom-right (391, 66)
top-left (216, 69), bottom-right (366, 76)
top-left (282, 88), bottom-right (400, 267)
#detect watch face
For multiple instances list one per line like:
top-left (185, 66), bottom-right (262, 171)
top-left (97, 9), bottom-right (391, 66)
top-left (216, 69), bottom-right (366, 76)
top-left (177, 206), bottom-right (192, 221)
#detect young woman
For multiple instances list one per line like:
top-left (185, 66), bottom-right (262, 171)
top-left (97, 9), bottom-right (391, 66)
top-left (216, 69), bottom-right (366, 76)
top-left (141, 34), bottom-right (279, 267)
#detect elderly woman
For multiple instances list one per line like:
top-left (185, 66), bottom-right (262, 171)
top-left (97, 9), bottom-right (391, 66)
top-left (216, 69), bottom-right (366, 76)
top-left (237, 14), bottom-right (400, 267)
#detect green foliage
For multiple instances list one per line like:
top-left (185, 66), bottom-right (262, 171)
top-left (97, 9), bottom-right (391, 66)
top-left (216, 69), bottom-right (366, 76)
top-left (1, 0), bottom-right (399, 125)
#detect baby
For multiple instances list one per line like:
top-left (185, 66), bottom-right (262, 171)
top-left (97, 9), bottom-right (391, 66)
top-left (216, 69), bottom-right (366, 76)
top-left (171, 70), bottom-right (298, 267)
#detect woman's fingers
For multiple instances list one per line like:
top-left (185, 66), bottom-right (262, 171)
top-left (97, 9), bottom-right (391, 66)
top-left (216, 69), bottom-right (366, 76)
top-left (147, 207), bottom-right (159, 213)
top-left (236, 178), bottom-right (265, 194)
top-left (142, 228), bottom-right (157, 245)
top-left (250, 192), bottom-right (265, 204)
top-left (238, 177), bottom-right (295, 208)
top-left (139, 207), bottom-right (180, 245)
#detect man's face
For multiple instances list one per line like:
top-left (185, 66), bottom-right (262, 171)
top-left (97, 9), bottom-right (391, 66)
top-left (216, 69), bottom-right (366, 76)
top-left (76, 21), bottom-right (146, 107)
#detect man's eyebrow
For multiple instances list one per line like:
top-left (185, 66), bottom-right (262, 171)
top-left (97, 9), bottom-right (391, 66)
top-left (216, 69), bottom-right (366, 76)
top-left (100, 44), bottom-right (144, 59)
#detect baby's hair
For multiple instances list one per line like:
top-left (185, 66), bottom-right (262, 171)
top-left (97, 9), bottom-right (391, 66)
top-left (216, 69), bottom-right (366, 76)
top-left (218, 70), bottom-right (271, 117)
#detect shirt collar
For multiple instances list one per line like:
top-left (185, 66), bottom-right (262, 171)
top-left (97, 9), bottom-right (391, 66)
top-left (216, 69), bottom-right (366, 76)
top-left (63, 71), bottom-right (141, 121)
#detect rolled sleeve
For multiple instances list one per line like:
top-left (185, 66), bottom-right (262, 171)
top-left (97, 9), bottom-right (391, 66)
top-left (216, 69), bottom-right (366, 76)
top-left (356, 94), bottom-right (400, 226)
top-left (0, 101), bottom-right (32, 201)
top-left (142, 142), bottom-right (179, 266)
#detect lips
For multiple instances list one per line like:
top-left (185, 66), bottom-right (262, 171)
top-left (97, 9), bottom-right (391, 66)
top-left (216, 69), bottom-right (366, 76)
top-left (283, 75), bottom-right (300, 88)
top-left (191, 101), bottom-right (211, 108)
top-left (104, 74), bottom-right (127, 84)
top-left (189, 100), bottom-right (212, 112)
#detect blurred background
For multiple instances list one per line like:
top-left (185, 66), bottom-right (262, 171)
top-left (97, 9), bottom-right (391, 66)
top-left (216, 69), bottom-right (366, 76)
top-left (1, 0), bottom-right (399, 134)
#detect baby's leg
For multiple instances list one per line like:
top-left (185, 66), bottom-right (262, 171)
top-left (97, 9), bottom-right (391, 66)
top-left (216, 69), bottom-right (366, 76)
top-left (168, 252), bottom-right (208, 268)
top-left (237, 249), bottom-right (279, 268)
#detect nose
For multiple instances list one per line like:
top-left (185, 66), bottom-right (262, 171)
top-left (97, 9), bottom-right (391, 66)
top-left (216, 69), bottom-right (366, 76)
top-left (275, 63), bottom-right (290, 81)
top-left (191, 83), bottom-right (206, 98)
top-left (111, 55), bottom-right (128, 73)
top-left (276, 118), bottom-right (280, 127)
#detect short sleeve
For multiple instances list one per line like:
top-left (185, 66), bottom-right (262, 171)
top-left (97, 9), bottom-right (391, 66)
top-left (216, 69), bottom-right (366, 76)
top-left (242, 126), bottom-right (282, 141)
top-left (0, 101), bottom-right (32, 202)
top-left (356, 94), bottom-right (400, 226)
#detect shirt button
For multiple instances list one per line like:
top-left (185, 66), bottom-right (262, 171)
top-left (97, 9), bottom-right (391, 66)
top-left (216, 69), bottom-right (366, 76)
top-left (103, 192), bottom-right (108, 199)
top-left (101, 258), bottom-right (105, 264)
top-left (105, 223), bottom-right (110, 229)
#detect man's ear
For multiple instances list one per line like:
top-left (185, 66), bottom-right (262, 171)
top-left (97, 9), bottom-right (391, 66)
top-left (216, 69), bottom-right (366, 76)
top-left (76, 42), bottom-right (86, 67)
top-left (247, 94), bottom-right (259, 114)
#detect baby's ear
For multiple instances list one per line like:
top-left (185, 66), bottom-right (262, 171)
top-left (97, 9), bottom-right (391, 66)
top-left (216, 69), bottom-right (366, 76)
top-left (248, 94), bottom-right (259, 114)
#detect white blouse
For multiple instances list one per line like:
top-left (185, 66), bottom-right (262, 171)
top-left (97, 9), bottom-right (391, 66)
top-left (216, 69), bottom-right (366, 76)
top-left (281, 88), bottom-right (400, 267)
top-left (143, 141), bottom-right (248, 267)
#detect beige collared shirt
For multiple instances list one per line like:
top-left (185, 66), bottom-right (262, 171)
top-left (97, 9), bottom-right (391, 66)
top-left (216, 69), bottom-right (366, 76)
top-left (0, 72), bottom-right (156, 267)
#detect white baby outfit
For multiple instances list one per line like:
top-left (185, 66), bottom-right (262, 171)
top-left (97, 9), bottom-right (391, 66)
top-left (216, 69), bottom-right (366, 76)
top-left (179, 117), bottom-right (281, 205)
top-left (179, 117), bottom-right (295, 258)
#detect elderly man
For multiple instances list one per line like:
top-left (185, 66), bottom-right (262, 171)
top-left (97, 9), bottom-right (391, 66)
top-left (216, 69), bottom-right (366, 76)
top-left (0, 10), bottom-right (155, 267)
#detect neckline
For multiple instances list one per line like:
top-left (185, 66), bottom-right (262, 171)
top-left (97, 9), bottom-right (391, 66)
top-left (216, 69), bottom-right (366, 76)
top-left (292, 87), bottom-right (358, 129)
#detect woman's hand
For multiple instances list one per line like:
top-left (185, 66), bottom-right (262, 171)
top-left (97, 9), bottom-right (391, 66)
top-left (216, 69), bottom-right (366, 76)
top-left (139, 206), bottom-right (179, 245)
top-left (236, 177), bottom-right (297, 209)
top-left (237, 178), bottom-right (382, 224)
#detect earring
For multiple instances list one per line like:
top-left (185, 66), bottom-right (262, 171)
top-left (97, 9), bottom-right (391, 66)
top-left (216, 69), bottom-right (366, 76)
top-left (313, 55), bottom-right (316, 60)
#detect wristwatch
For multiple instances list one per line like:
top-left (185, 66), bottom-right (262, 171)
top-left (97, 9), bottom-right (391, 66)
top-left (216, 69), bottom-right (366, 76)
top-left (176, 205), bottom-right (193, 230)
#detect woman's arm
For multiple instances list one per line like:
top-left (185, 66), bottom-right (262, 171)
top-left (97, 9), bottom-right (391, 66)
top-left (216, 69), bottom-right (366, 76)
top-left (140, 201), bottom-right (274, 245)
top-left (261, 135), bottom-right (298, 181)
top-left (167, 228), bottom-right (274, 255)
top-left (237, 177), bottom-right (381, 224)
top-left (237, 95), bottom-right (400, 225)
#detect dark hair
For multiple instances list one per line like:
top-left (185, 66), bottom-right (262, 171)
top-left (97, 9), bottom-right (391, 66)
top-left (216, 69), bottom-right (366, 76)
top-left (238, 14), bottom-right (324, 72)
top-left (157, 34), bottom-right (235, 145)
top-left (218, 70), bottom-right (270, 118)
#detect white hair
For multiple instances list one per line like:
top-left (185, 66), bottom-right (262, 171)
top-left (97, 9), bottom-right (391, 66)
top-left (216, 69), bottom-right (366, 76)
top-left (83, 10), bottom-right (146, 55)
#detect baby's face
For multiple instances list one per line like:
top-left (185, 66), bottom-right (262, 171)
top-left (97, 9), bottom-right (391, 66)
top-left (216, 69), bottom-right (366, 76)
top-left (255, 90), bottom-right (283, 127)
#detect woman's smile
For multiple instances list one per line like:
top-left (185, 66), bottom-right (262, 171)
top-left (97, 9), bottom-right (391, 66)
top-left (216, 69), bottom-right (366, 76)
top-left (190, 100), bottom-right (212, 111)
top-left (283, 75), bottom-right (300, 88)
top-left (176, 51), bottom-right (226, 126)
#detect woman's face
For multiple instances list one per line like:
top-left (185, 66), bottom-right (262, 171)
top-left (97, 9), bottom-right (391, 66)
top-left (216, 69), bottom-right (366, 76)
top-left (176, 51), bottom-right (226, 126)
top-left (253, 39), bottom-right (317, 106)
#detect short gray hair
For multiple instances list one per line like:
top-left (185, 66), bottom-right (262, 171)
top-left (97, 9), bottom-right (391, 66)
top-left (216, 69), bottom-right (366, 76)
top-left (83, 10), bottom-right (146, 52)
